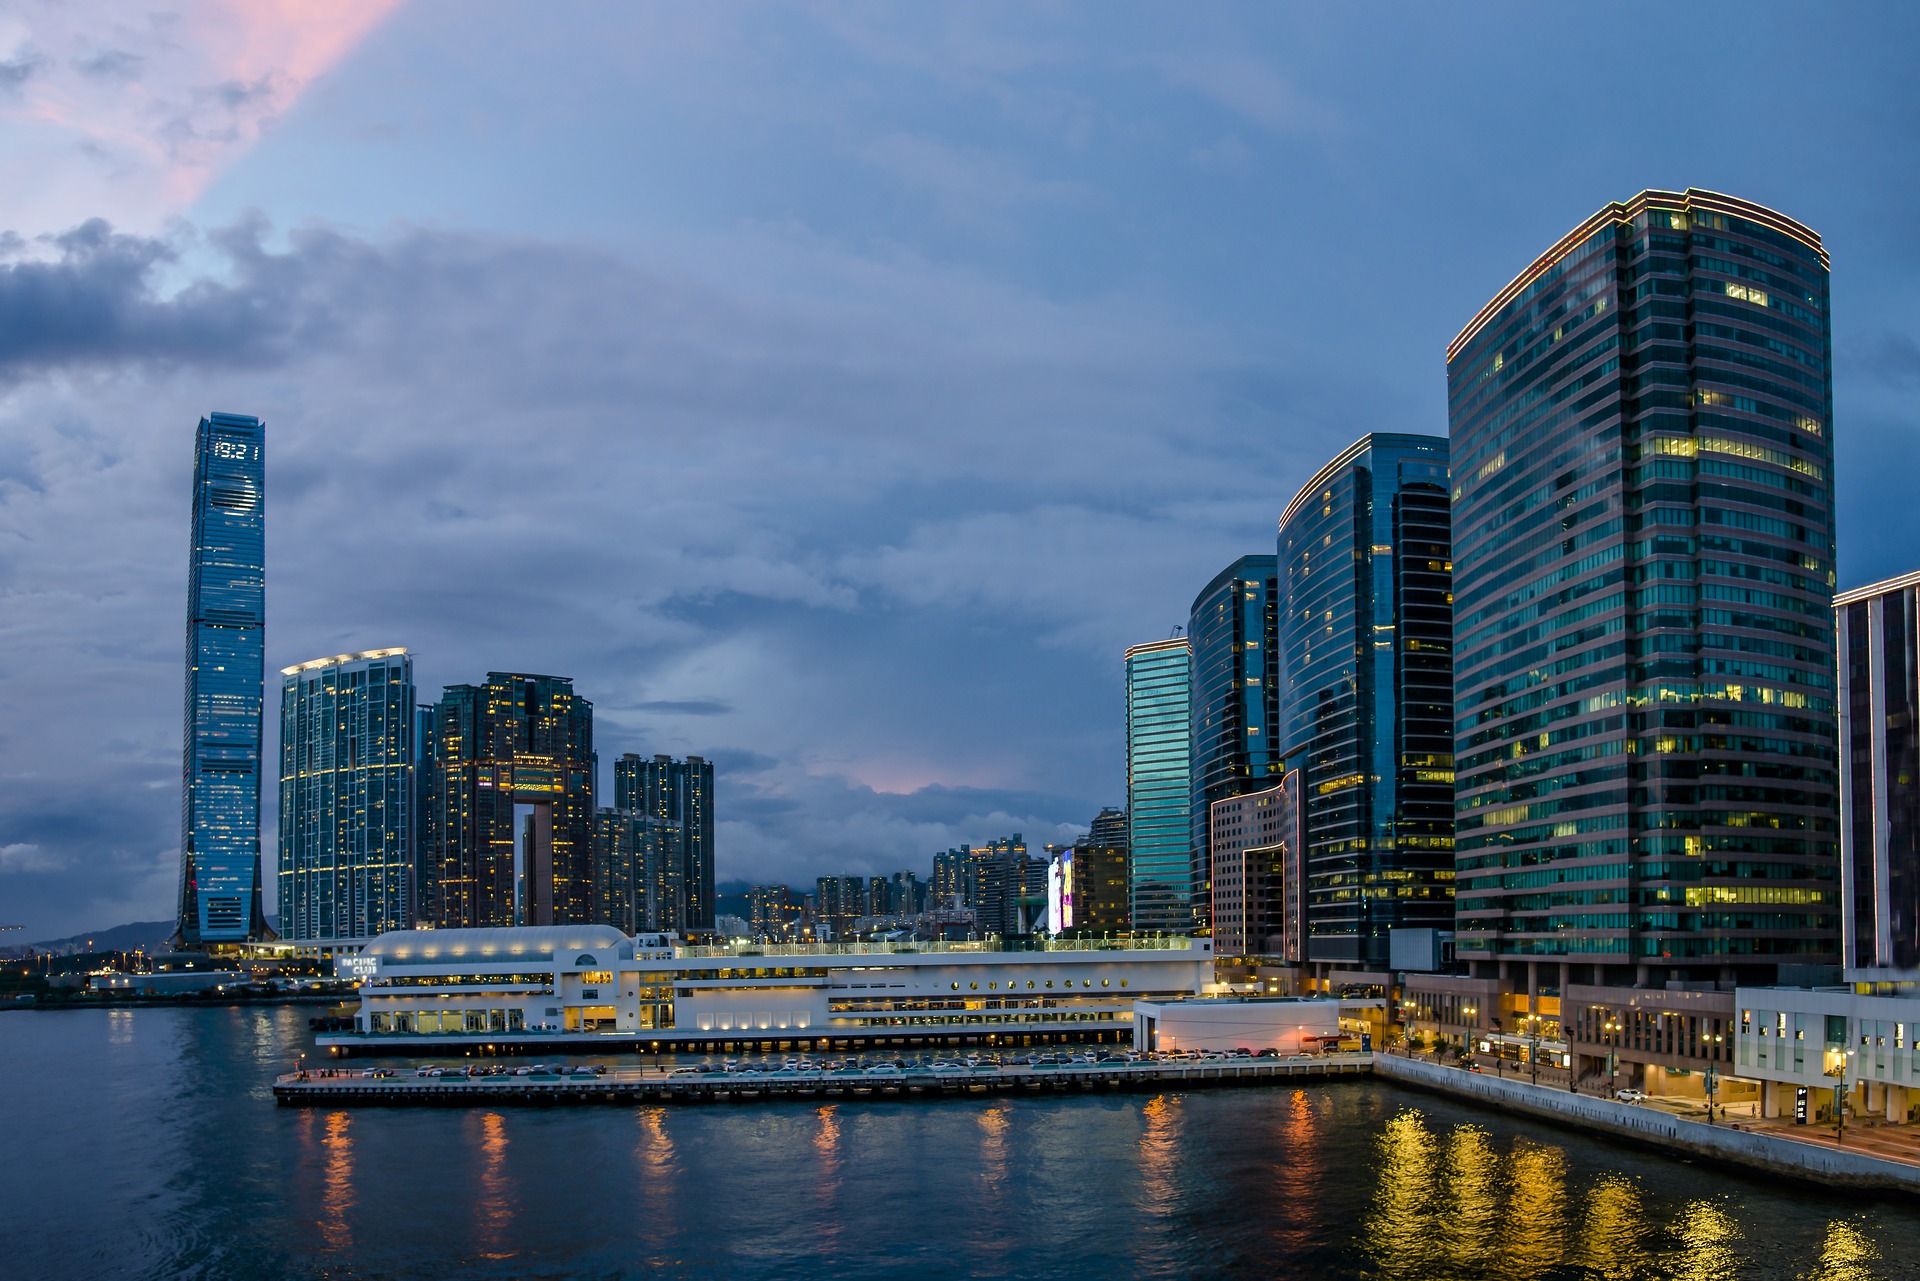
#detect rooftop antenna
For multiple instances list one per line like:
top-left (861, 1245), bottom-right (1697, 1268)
top-left (1169, 625), bottom-right (1184, 638)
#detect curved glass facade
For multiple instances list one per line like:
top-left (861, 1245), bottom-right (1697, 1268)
top-left (1448, 188), bottom-right (1838, 983)
top-left (177, 411), bottom-right (271, 945)
top-left (1188, 555), bottom-right (1280, 932)
top-left (1126, 638), bottom-right (1193, 934)
top-left (1276, 433), bottom-right (1454, 966)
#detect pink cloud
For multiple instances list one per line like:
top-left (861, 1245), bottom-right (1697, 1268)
top-left (0, 0), bottom-right (402, 233)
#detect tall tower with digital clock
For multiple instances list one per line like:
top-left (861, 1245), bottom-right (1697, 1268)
top-left (176, 412), bottom-right (274, 946)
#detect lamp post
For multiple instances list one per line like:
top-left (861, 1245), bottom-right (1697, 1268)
top-left (1703, 1031), bottom-right (1724, 1123)
top-left (1603, 1016), bottom-right (1621, 1098)
top-left (1827, 1048), bottom-right (1855, 1145)
top-left (1462, 1002), bottom-right (1478, 1068)
top-left (1527, 1013), bottom-right (1542, 1086)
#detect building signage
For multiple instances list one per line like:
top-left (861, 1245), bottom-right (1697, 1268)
top-left (1795, 1086), bottom-right (1809, 1124)
top-left (339, 954), bottom-right (379, 982)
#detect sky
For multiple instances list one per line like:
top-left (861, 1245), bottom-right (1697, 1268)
top-left (1, 2), bottom-right (1917, 939)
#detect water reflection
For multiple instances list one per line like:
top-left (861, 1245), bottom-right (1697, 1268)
top-left (1577, 1175), bottom-right (1649, 1280)
top-left (1810, 1218), bottom-right (1883, 1281)
top-left (1268, 1089), bottom-right (1324, 1257)
top-left (319, 1111), bottom-right (354, 1252)
top-left (1498, 1141), bottom-right (1565, 1277)
top-left (814, 1106), bottom-right (843, 1252)
top-left (1438, 1124), bottom-right (1498, 1272)
top-left (1669, 1200), bottom-right (1742, 1281)
top-left (1138, 1094), bottom-right (1182, 1217)
top-left (470, 1111), bottom-right (514, 1260)
top-left (1370, 1110), bottom-right (1437, 1276)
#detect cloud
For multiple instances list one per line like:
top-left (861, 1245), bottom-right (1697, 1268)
top-left (0, 842), bottom-right (61, 872)
top-left (0, 212), bottom-right (1331, 935)
top-left (0, 0), bottom-right (401, 234)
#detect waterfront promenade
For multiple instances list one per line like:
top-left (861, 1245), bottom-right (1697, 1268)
top-left (275, 1052), bottom-right (1370, 1106)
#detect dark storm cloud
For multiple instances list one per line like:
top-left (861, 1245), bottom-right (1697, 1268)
top-left (0, 219), bottom-right (317, 377)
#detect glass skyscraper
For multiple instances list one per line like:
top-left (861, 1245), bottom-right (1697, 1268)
top-left (429, 673), bottom-right (596, 928)
top-left (1126, 637), bottom-right (1193, 935)
top-left (613, 754), bottom-right (715, 935)
top-left (1448, 188), bottom-right (1838, 988)
top-left (277, 649), bottom-right (416, 949)
top-left (1276, 433), bottom-right (1455, 967)
top-left (1189, 555), bottom-right (1280, 933)
top-left (1836, 570), bottom-right (1920, 982)
top-left (177, 411), bottom-right (272, 946)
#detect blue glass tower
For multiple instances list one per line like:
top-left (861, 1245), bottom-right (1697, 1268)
top-left (1189, 555), bottom-right (1281, 932)
top-left (1126, 637), bottom-right (1194, 935)
top-left (1276, 433), bottom-right (1454, 966)
top-left (177, 412), bottom-right (271, 945)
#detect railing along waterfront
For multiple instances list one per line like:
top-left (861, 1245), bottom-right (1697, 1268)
top-left (672, 936), bottom-right (1196, 959)
top-left (275, 1053), bottom-right (1369, 1107)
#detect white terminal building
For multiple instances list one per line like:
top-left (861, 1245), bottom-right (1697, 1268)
top-left (320, 926), bottom-right (1212, 1055)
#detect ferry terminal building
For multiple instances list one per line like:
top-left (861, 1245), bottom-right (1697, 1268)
top-left (321, 926), bottom-right (1212, 1056)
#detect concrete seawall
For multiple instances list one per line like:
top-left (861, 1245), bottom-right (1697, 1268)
top-left (1374, 1054), bottom-right (1920, 1194)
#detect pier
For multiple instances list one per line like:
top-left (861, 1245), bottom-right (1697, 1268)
top-left (274, 1053), bottom-right (1372, 1107)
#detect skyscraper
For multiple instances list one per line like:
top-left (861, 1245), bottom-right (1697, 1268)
top-left (1189, 555), bottom-right (1281, 933)
top-left (1448, 188), bottom-right (1838, 991)
top-left (1060, 807), bottom-right (1130, 936)
top-left (177, 411), bottom-right (272, 946)
top-left (594, 806), bottom-right (682, 935)
top-left (1126, 637), bottom-right (1193, 935)
top-left (613, 754), bottom-right (716, 935)
top-left (430, 673), bottom-right (596, 928)
top-left (1837, 570), bottom-right (1920, 981)
top-left (1276, 433), bottom-right (1454, 968)
top-left (277, 649), bottom-right (416, 950)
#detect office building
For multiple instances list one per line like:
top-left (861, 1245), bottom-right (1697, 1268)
top-left (1127, 638), bottom-right (1194, 934)
top-left (1060, 807), bottom-right (1130, 936)
top-left (1189, 555), bottom-right (1281, 935)
top-left (176, 411), bottom-right (272, 946)
top-left (429, 673), bottom-right (596, 928)
top-left (1208, 780), bottom-right (1299, 960)
top-left (1838, 569), bottom-right (1920, 982)
top-left (1448, 188), bottom-right (1838, 993)
top-left (277, 649), bottom-right (416, 951)
top-left (614, 754), bottom-right (716, 936)
top-left (413, 704), bottom-right (439, 926)
top-left (972, 841), bottom-right (1046, 937)
top-left (1276, 433), bottom-right (1455, 969)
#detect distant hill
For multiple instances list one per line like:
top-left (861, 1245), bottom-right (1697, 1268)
top-left (27, 916), bottom-right (282, 956)
top-left (29, 920), bottom-right (174, 955)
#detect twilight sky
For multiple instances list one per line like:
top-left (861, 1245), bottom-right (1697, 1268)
top-left (2, 2), bottom-right (1917, 938)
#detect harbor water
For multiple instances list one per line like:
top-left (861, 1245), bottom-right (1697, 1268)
top-left (4, 1004), bottom-right (1918, 1279)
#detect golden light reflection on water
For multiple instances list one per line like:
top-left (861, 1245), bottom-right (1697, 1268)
top-left (1578, 1175), bottom-right (1648, 1280)
top-left (1810, 1218), bottom-right (1883, 1281)
top-left (1669, 1200), bottom-right (1741, 1281)
top-left (1269, 1090), bottom-right (1323, 1256)
top-left (319, 1110), bottom-right (354, 1252)
top-left (814, 1106), bottom-right (843, 1252)
top-left (635, 1106), bottom-right (675, 1184)
top-left (1139, 1094), bottom-right (1183, 1217)
top-left (1356, 1108), bottom-right (1902, 1280)
top-left (1438, 1124), bottom-right (1497, 1272)
top-left (1498, 1141), bottom-right (1566, 1277)
top-left (977, 1102), bottom-right (1010, 1199)
top-left (472, 1111), bottom-right (514, 1260)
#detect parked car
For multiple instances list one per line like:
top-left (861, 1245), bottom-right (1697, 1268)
top-left (1615, 1088), bottom-right (1648, 1103)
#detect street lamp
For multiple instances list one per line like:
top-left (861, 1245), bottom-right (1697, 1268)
top-left (1603, 1016), bottom-right (1621, 1098)
top-left (1826, 1048), bottom-right (1856, 1144)
top-left (1703, 1031), bottom-right (1724, 1123)
top-left (1462, 1003), bottom-right (1478, 1066)
top-left (1526, 1013), bottom-right (1542, 1086)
